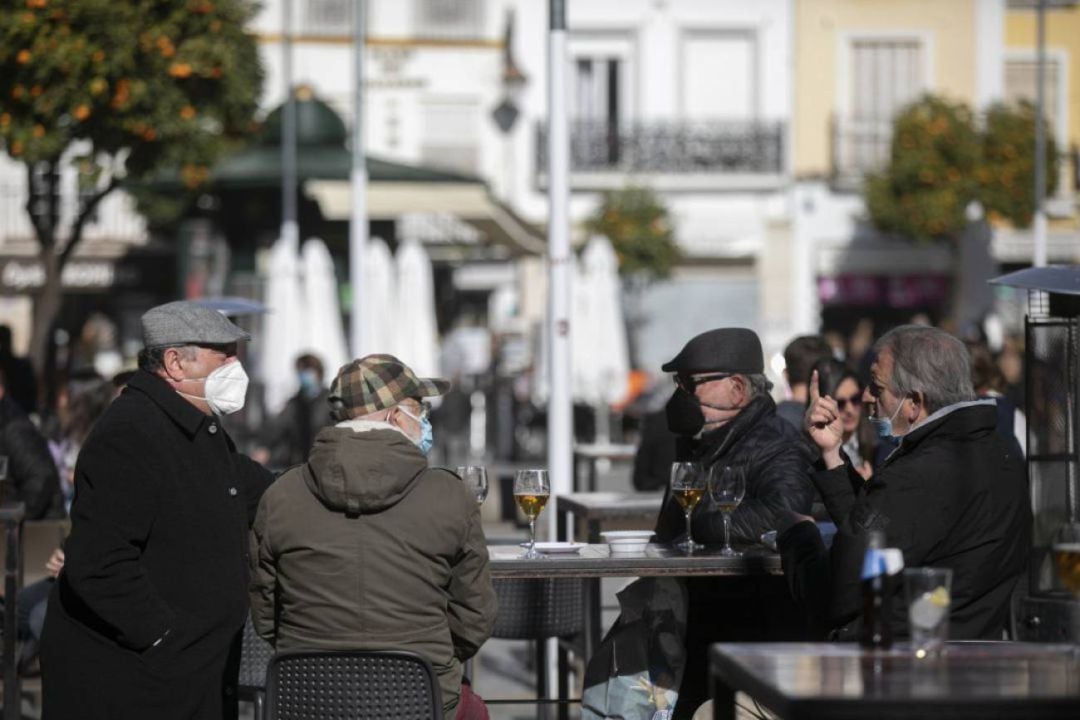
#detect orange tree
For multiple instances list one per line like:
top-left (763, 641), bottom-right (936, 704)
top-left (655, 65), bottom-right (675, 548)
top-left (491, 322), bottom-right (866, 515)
top-left (866, 94), bottom-right (1059, 243)
top-left (0, 0), bottom-right (263, 374)
top-left (585, 185), bottom-right (679, 279)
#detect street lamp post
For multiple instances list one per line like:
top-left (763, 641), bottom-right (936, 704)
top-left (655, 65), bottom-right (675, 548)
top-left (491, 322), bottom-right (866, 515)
top-left (350, 0), bottom-right (368, 356)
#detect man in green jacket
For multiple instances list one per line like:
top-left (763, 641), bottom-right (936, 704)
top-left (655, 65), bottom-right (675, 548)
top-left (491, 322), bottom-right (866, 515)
top-left (249, 354), bottom-right (497, 718)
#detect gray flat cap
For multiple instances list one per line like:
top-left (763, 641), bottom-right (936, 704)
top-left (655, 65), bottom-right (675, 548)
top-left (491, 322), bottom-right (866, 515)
top-left (141, 300), bottom-right (251, 348)
top-left (662, 327), bottom-right (763, 375)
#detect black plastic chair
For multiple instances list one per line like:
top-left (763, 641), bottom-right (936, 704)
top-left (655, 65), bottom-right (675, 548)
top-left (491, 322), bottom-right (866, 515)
top-left (238, 616), bottom-right (275, 720)
top-left (264, 649), bottom-right (443, 720)
top-left (488, 578), bottom-right (584, 720)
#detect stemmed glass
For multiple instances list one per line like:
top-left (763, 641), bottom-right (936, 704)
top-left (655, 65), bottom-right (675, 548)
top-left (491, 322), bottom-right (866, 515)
top-left (670, 462), bottom-right (706, 552)
top-left (710, 465), bottom-right (746, 557)
top-left (456, 466), bottom-right (489, 505)
top-left (514, 469), bottom-right (550, 559)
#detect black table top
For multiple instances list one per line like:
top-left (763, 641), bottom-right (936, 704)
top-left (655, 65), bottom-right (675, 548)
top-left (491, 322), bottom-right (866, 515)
top-left (710, 642), bottom-right (1080, 720)
top-left (489, 542), bottom-right (781, 579)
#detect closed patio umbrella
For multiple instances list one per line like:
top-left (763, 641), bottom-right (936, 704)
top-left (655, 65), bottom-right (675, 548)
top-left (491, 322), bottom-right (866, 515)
top-left (392, 239), bottom-right (440, 378)
top-left (262, 234), bottom-right (305, 415)
top-left (301, 237), bottom-right (350, 378)
top-left (359, 237), bottom-right (397, 357)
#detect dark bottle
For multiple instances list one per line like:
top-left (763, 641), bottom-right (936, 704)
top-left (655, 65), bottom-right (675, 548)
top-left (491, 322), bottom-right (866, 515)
top-left (860, 530), bottom-right (894, 649)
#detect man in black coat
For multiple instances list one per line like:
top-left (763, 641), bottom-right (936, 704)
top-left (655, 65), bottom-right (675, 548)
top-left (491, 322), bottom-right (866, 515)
top-left (40, 301), bottom-right (275, 720)
top-left (651, 328), bottom-right (816, 719)
top-left (0, 370), bottom-right (64, 518)
top-left (805, 325), bottom-right (1031, 641)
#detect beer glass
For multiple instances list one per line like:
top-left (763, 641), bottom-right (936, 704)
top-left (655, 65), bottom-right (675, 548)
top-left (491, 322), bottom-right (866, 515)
top-left (1052, 522), bottom-right (1080, 598)
top-left (709, 465), bottom-right (746, 557)
top-left (670, 462), bottom-right (705, 552)
top-left (513, 469), bottom-right (549, 559)
top-left (456, 466), bottom-right (489, 505)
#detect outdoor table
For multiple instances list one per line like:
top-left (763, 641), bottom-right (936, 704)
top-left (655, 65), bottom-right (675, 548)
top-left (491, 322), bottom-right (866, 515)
top-left (490, 542), bottom-right (783, 720)
top-left (709, 641), bottom-right (1080, 720)
top-left (571, 443), bottom-right (638, 492)
top-left (555, 491), bottom-right (663, 543)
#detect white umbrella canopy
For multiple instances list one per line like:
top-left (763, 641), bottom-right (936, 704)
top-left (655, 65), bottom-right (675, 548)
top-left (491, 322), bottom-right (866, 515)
top-left (392, 239), bottom-right (440, 377)
top-left (359, 237), bottom-right (398, 357)
top-left (576, 236), bottom-right (630, 406)
top-left (261, 234), bottom-right (306, 415)
top-left (300, 237), bottom-right (350, 379)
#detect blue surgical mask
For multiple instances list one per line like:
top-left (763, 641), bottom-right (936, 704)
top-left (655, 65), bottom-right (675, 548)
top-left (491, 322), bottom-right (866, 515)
top-left (397, 406), bottom-right (435, 456)
top-left (298, 369), bottom-right (320, 398)
top-left (870, 397), bottom-right (906, 438)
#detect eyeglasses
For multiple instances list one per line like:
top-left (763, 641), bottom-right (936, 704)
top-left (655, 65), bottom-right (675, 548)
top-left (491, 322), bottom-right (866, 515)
top-left (399, 400), bottom-right (431, 421)
top-left (836, 393), bottom-right (863, 411)
top-left (675, 372), bottom-right (731, 393)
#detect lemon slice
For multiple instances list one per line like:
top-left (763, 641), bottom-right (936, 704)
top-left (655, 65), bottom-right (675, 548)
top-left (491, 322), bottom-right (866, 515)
top-left (928, 586), bottom-right (950, 607)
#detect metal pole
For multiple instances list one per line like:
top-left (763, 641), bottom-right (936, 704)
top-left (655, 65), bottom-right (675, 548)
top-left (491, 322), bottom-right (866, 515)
top-left (546, 2), bottom-right (572, 706)
top-left (281, 0), bottom-right (299, 251)
top-left (1033, 0), bottom-right (1048, 267)
top-left (547, 0), bottom-right (572, 521)
top-left (349, 0), bottom-right (369, 357)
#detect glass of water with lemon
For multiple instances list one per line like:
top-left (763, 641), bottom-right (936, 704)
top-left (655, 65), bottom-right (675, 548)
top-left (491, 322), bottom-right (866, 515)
top-left (904, 567), bottom-right (953, 659)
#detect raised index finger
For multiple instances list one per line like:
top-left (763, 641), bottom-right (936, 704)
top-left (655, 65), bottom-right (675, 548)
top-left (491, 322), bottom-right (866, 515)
top-left (808, 369), bottom-right (821, 403)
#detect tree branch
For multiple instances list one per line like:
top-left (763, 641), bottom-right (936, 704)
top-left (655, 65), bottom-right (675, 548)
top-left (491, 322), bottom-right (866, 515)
top-left (59, 174), bottom-right (120, 271)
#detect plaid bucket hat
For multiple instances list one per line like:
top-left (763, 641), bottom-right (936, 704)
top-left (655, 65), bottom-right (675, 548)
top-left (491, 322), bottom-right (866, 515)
top-left (328, 354), bottom-right (450, 421)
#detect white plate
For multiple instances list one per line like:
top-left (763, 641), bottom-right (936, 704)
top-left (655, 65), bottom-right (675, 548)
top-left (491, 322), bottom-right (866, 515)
top-left (600, 531), bottom-right (654, 541)
top-left (518, 542), bottom-right (587, 554)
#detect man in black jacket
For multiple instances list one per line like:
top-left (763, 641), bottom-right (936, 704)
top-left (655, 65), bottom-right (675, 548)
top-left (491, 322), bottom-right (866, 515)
top-left (40, 301), bottom-right (274, 720)
top-left (652, 328), bottom-right (816, 719)
top-left (805, 325), bottom-right (1031, 641)
top-left (0, 370), bottom-right (64, 518)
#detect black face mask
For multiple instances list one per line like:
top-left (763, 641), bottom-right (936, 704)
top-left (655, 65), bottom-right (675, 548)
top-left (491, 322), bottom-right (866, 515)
top-left (665, 388), bottom-right (705, 436)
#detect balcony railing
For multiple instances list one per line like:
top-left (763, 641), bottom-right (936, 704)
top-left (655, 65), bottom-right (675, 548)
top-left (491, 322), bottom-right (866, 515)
top-left (831, 116), bottom-right (892, 189)
top-left (536, 119), bottom-right (785, 182)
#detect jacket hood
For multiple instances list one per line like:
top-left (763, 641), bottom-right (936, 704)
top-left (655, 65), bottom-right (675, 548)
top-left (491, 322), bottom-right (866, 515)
top-left (304, 421), bottom-right (428, 515)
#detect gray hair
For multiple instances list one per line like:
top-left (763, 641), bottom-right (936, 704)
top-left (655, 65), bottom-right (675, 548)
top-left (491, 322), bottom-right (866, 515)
top-left (744, 373), bottom-right (774, 400)
top-left (873, 325), bottom-right (974, 413)
top-left (137, 344), bottom-right (198, 373)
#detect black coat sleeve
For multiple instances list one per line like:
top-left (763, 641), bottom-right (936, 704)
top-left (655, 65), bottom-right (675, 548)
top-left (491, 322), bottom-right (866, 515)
top-left (777, 520), bottom-right (831, 640)
top-left (3, 418), bottom-right (63, 519)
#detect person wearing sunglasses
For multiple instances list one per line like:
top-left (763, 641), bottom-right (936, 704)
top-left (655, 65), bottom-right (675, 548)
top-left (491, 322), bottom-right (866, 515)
top-left (651, 327), bottom-right (816, 719)
top-left (808, 358), bottom-right (889, 480)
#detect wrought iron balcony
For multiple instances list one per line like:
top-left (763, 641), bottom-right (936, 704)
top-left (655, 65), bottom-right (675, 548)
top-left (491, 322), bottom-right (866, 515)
top-left (831, 116), bottom-right (893, 190)
top-left (536, 119), bottom-right (785, 187)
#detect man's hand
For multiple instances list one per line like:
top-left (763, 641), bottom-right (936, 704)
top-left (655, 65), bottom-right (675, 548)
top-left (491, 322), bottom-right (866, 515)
top-left (46, 547), bottom-right (65, 578)
top-left (804, 370), bottom-right (845, 469)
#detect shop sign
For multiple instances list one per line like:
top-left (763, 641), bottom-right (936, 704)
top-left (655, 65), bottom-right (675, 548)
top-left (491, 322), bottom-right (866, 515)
top-left (0, 258), bottom-right (141, 293)
top-left (819, 274), bottom-right (950, 308)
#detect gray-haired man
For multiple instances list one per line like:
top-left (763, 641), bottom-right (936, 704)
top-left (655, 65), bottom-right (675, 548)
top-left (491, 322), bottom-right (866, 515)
top-left (806, 324), bottom-right (1032, 641)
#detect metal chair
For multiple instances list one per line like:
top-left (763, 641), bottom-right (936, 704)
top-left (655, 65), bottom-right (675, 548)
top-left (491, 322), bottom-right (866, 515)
top-left (264, 649), bottom-right (442, 720)
top-left (238, 616), bottom-right (275, 720)
top-left (488, 578), bottom-right (584, 720)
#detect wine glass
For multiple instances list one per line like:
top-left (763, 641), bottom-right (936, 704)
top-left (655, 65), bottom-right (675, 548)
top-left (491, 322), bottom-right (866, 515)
top-left (709, 465), bottom-right (746, 557)
top-left (670, 462), bottom-right (706, 552)
top-left (456, 466), bottom-right (489, 505)
top-left (514, 469), bottom-right (550, 559)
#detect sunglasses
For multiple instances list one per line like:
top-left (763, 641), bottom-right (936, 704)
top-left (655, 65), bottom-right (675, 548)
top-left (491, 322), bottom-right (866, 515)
top-left (835, 393), bottom-right (863, 411)
top-left (675, 372), bottom-right (731, 393)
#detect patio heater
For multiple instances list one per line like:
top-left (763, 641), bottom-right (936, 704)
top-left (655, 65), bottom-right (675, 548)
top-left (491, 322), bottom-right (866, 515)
top-left (990, 266), bottom-right (1080, 641)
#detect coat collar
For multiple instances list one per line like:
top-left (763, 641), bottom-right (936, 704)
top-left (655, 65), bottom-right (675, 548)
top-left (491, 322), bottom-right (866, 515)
top-left (126, 369), bottom-right (210, 436)
top-left (694, 393), bottom-right (777, 462)
top-left (886, 399), bottom-right (998, 464)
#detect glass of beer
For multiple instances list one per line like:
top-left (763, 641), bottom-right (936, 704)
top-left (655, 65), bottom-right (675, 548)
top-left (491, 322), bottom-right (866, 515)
top-left (670, 462), bottom-right (706, 552)
top-left (456, 466), bottom-right (489, 505)
top-left (514, 469), bottom-right (550, 559)
top-left (1053, 522), bottom-right (1080, 599)
top-left (710, 465), bottom-right (747, 557)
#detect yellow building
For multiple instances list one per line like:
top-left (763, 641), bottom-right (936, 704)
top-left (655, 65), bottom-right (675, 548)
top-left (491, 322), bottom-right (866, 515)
top-left (1005, 1), bottom-right (1080, 205)
top-left (794, 0), bottom-right (999, 185)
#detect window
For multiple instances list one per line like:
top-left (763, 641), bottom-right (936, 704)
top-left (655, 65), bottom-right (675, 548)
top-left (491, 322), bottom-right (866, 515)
top-left (568, 34), bottom-right (636, 125)
top-left (414, 0), bottom-right (485, 40)
top-left (420, 98), bottom-right (480, 174)
top-left (301, 0), bottom-right (353, 36)
top-left (681, 31), bottom-right (757, 119)
top-left (1004, 56), bottom-right (1063, 137)
top-left (850, 39), bottom-right (924, 123)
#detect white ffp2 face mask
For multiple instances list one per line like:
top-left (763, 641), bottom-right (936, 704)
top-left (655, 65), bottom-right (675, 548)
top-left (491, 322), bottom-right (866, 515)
top-left (180, 361), bottom-right (249, 415)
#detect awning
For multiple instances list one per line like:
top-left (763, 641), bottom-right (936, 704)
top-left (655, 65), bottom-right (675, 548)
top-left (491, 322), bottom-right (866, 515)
top-left (306, 179), bottom-right (546, 256)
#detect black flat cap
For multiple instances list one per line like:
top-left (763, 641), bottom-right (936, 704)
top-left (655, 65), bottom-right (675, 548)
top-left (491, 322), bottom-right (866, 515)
top-left (661, 328), bottom-right (763, 375)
